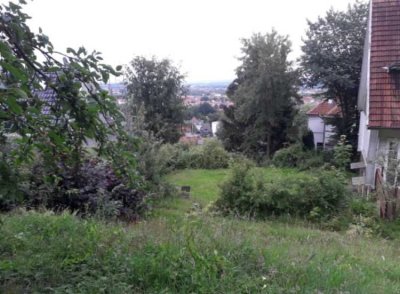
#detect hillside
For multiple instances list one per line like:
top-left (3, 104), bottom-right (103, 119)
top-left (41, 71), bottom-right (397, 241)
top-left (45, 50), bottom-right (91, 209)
top-left (1, 169), bottom-right (400, 293)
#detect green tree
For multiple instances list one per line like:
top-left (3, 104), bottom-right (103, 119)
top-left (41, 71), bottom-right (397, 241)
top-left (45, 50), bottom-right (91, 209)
top-left (220, 30), bottom-right (299, 159)
top-left (185, 102), bottom-right (217, 122)
top-left (125, 56), bottom-right (186, 144)
top-left (333, 135), bottom-right (353, 171)
top-left (0, 1), bottom-right (136, 204)
top-left (300, 1), bottom-right (368, 151)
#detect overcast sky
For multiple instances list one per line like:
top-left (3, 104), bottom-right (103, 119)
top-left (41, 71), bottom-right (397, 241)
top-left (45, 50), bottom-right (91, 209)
top-left (18, 0), bottom-right (360, 82)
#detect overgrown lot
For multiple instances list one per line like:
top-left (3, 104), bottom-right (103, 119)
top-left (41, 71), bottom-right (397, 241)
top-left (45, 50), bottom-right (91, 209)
top-left (1, 210), bottom-right (400, 293)
top-left (1, 168), bottom-right (400, 293)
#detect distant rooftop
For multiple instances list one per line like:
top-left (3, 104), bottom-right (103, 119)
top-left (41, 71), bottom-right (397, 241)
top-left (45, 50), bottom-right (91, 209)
top-left (307, 100), bottom-right (341, 117)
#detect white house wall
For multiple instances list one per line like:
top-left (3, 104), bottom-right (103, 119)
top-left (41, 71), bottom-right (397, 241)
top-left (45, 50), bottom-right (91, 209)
top-left (307, 116), bottom-right (336, 148)
top-left (365, 130), bottom-right (380, 187)
top-left (358, 111), bottom-right (370, 158)
top-left (308, 116), bottom-right (324, 147)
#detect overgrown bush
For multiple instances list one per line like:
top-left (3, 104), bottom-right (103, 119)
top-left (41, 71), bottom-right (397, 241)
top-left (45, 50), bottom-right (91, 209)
top-left (1, 155), bottom-right (147, 221)
top-left (215, 163), bottom-right (348, 220)
top-left (199, 139), bottom-right (230, 169)
top-left (272, 144), bottom-right (328, 170)
top-left (159, 139), bottom-right (230, 170)
top-left (333, 135), bottom-right (353, 170)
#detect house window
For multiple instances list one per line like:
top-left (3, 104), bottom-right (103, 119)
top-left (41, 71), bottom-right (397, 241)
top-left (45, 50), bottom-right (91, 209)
top-left (386, 141), bottom-right (399, 187)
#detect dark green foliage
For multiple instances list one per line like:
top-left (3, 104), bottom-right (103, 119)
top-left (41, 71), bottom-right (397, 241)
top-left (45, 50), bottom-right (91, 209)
top-left (198, 102), bottom-right (216, 116)
top-left (125, 56), bottom-right (186, 143)
top-left (160, 139), bottom-right (230, 170)
top-left (272, 144), bottom-right (305, 168)
top-left (300, 2), bottom-right (368, 152)
top-left (272, 144), bottom-right (327, 170)
top-left (286, 108), bottom-right (311, 145)
top-left (0, 155), bottom-right (146, 220)
top-left (217, 105), bottom-right (246, 152)
top-left (0, 1), bottom-right (126, 160)
top-left (133, 136), bottom-right (179, 199)
top-left (199, 139), bottom-right (230, 169)
top-left (302, 130), bottom-right (315, 150)
top-left (216, 163), bottom-right (347, 220)
top-left (0, 1), bottom-right (141, 215)
top-left (185, 102), bottom-right (218, 122)
top-left (220, 30), bottom-right (300, 159)
top-left (349, 197), bottom-right (376, 218)
top-left (333, 135), bottom-right (353, 170)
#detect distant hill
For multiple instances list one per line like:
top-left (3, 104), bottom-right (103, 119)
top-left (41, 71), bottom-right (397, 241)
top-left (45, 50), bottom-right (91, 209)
top-left (188, 80), bottom-right (231, 88)
top-left (187, 80), bottom-right (231, 96)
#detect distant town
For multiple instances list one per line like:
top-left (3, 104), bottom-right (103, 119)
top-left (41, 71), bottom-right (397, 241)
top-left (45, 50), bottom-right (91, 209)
top-left (101, 81), bottom-right (234, 108)
top-left (102, 81), bottom-right (325, 110)
top-left (101, 81), bottom-right (326, 146)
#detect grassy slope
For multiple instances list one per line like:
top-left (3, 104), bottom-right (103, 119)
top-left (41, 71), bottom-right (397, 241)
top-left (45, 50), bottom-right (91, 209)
top-left (1, 168), bottom-right (400, 293)
top-left (160, 168), bottom-right (302, 217)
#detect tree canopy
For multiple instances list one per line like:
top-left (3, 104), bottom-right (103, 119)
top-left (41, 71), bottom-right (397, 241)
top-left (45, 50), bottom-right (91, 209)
top-left (300, 1), bottom-right (368, 150)
top-left (0, 0), bottom-right (137, 207)
top-left (184, 102), bottom-right (218, 122)
top-left (125, 56), bottom-right (186, 144)
top-left (219, 30), bottom-right (299, 159)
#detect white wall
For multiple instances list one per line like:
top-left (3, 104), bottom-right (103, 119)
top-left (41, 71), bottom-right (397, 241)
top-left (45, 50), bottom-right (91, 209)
top-left (307, 116), bottom-right (336, 148)
top-left (308, 116), bottom-right (324, 147)
top-left (211, 121), bottom-right (220, 137)
top-left (358, 111), bottom-right (370, 158)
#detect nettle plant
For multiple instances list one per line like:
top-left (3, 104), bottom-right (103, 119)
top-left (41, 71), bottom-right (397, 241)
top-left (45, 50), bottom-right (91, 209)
top-left (0, 1), bottom-right (138, 201)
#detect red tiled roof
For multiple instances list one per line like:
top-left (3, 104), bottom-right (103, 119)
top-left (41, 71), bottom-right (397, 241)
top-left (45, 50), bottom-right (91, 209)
top-left (307, 100), bottom-right (341, 117)
top-left (369, 0), bottom-right (400, 128)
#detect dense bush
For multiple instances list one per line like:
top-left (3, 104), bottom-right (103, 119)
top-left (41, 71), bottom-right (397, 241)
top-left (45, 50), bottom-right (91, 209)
top-left (0, 155), bottom-right (147, 221)
top-left (200, 139), bottom-right (230, 169)
top-left (215, 163), bottom-right (348, 220)
top-left (159, 139), bottom-right (230, 170)
top-left (272, 144), bottom-right (327, 170)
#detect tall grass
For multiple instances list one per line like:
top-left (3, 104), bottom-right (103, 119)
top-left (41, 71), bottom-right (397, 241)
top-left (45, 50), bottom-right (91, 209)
top-left (1, 211), bottom-right (400, 293)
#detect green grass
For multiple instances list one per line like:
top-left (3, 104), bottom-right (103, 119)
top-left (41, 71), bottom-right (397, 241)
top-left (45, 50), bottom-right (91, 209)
top-left (156, 169), bottom-right (229, 217)
top-left (158, 167), bottom-right (301, 218)
top-left (2, 168), bottom-right (400, 293)
top-left (1, 210), bottom-right (400, 293)
top-left (166, 169), bottom-right (229, 204)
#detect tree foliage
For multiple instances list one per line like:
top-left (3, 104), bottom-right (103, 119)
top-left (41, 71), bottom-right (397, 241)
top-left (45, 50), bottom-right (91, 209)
top-left (300, 1), bottom-right (368, 150)
top-left (125, 56), bottom-right (186, 144)
top-left (0, 0), bottom-right (138, 209)
top-left (219, 30), bottom-right (299, 159)
top-left (185, 102), bottom-right (218, 122)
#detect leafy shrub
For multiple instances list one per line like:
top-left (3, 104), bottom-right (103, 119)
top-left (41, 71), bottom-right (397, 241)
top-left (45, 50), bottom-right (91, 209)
top-left (1, 155), bottom-right (147, 221)
top-left (272, 144), bottom-right (304, 168)
top-left (349, 197), bottom-right (377, 217)
top-left (199, 139), bottom-right (230, 169)
top-left (216, 164), bottom-right (348, 220)
top-left (272, 144), bottom-right (327, 170)
top-left (333, 135), bottom-right (353, 170)
top-left (159, 139), bottom-right (230, 170)
top-left (229, 153), bottom-right (256, 168)
top-left (136, 139), bottom-right (165, 185)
